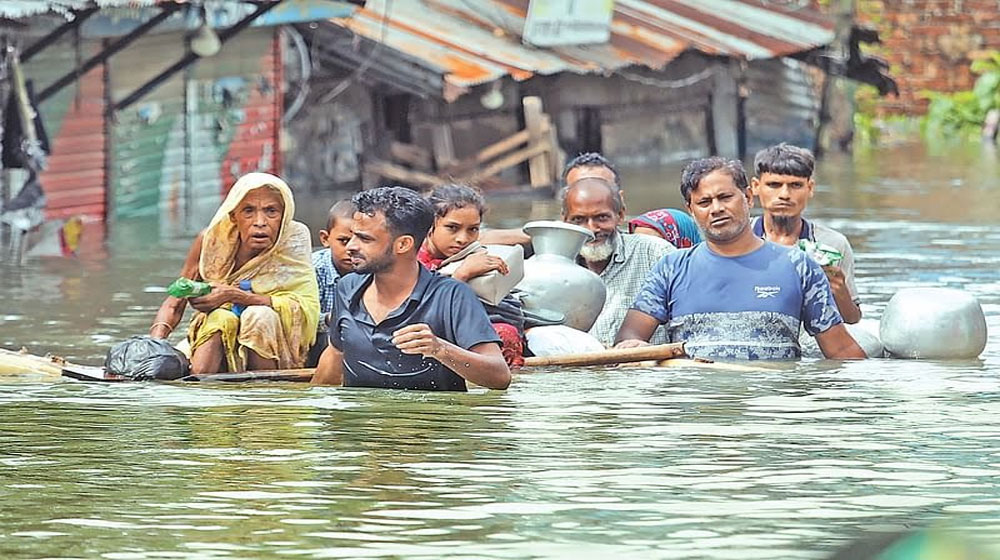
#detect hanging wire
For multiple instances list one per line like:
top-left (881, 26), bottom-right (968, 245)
top-left (281, 26), bottom-right (311, 124)
top-left (757, 0), bottom-right (812, 11)
top-left (617, 67), bottom-right (715, 89)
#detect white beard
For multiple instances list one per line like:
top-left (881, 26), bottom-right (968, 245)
top-left (579, 232), bottom-right (616, 263)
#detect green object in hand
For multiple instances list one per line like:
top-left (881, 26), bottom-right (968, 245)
top-left (798, 239), bottom-right (844, 268)
top-left (167, 278), bottom-right (212, 298)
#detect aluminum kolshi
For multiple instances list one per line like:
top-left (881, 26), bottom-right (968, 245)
top-left (880, 287), bottom-right (988, 359)
top-left (516, 221), bottom-right (607, 332)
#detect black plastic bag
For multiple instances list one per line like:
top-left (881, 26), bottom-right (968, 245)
top-left (105, 336), bottom-right (190, 381)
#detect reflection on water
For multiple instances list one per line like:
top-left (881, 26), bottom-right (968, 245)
top-left (1, 142), bottom-right (999, 558)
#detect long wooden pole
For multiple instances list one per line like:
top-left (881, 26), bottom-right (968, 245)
top-left (523, 343), bottom-right (686, 367)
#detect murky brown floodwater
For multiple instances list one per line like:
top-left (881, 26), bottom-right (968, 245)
top-left (1, 142), bottom-right (999, 559)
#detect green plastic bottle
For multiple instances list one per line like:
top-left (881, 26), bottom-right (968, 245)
top-left (167, 277), bottom-right (212, 298)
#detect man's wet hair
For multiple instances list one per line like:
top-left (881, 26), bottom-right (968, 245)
top-left (680, 157), bottom-right (749, 203)
top-left (559, 177), bottom-right (624, 215)
top-left (325, 199), bottom-right (356, 231)
top-left (753, 143), bottom-right (815, 179)
top-left (561, 152), bottom-right (621, 187)
top-left (352, 186), bottom-right (435, 246)
top-left (426, 184), bottom-right (486, 219)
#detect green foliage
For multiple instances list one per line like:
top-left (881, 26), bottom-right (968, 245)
top-left (923, 51), bottom-right (1000, 138)
top-left (853, 85), bottom-right (885, 146)
top-left (853, 111), bottom-right (880, 145)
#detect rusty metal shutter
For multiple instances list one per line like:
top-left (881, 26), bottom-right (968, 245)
top-left (744, 59), bottom-right (822, 156)
top-left (108, 27), bottom-right (281, 229)
top-left (107, 30), bottom-right (186, 221)
top-left (23, 36), bottom-right (108, 221)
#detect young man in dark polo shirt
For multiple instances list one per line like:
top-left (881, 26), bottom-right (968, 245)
top-left (311, 187), bottom-right (511, 391)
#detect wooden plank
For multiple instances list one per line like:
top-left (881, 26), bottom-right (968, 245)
top-left (441, 123), bottom-right (550, 178)
top-left (471, 128), bottom-right (531, 165)
top-left (183, 370), bottom-right (314, 383)
top-left (60, 363), bottom-right (315, 383)
top-left (364, 159), bottom-right (444, 188)
top-left (522, 96), bottom-right (551, 189)
top-left (390, 141), bottom-right (433, 171)
top-left (464, 143), bottom-right (548, 183)
top-left (0, 347), bottom-right (67, 376)
top-left (62, 364), bottom-right (130, 383)
top-left (523, 343), bottom-right (686, 367)
top-left (430, 123), bottom-right (456, 168)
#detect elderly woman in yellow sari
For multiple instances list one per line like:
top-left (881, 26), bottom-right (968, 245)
top-left (150, 173), bottom-right (319, 374)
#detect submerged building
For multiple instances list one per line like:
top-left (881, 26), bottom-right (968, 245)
top-left (290, 0), bottom-right (894, 192)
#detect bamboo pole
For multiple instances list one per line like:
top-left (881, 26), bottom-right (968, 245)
top-left (523, 343), bottom-right (686, 367)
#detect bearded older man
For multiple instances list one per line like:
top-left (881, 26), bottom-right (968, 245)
top-left (560, 177), bottom-right (674, 346)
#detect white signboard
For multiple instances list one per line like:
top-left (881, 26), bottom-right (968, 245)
top-left (523, 0), bottom-right (615, 47)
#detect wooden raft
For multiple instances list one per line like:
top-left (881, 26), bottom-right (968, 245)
top-left (55, 344), bottom-right (688, 384)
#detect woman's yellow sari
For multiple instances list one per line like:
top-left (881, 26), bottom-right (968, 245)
top-left (188, 173), bottom-right (320, 371)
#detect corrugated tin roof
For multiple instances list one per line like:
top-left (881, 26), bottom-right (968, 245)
top-left (0, 1), bottom-right (164, 19)
top-left (328, 0), bottom-right (836, 100)
top-left (0, 0), bottom-right (285, 20)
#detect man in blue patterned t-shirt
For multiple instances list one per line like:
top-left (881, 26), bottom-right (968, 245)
top-left (615, 157), bottom-right (865, 361)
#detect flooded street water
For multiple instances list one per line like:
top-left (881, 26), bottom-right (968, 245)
top-left (1, 142), bottom-right (1000, 559)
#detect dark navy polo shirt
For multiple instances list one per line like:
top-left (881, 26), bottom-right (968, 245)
top-left (329, 265), bottom-right (501, 391)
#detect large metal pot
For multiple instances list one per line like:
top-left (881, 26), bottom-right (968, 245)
top-left (879, 287), bottom-right (987, 359)
top-left (845, 320), bottom-right (885, 358)
top-left (516, 221), bottom-right (607, 331)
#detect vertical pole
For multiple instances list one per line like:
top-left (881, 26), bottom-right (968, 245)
top-left (73, 25), bottom-right (83, 111)
top-left (430, 123), bottom-right (455, 169)
top-left (704, 94), bottom-right (717, 156)
top-left (523, 95), bottom-right (550, 188)
top-left (813, 70), bottom-right (831, 156)
top-left (272, 26), bottom-right (283, 175)
top-left (183, 33), bottom-right (193, 234)
top-left (818, 0), bottom-right (858, 154)
top-left (0, 42), bottom-right (9, 255)
top-left (543, 114), bottom-right (562, 185)
top-left (710, 60), bottom-right (740, 159)
top-left (101, 37), bottom-right (112, 233)
top-left (737, 67), bottom-right (747, 160)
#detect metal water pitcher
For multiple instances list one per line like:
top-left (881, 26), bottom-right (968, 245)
top-left (880, 287), bottom-right (987, 359)
top-left (516, 221), bottom-right (607, 331)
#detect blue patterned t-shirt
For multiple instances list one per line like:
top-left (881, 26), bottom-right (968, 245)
top-left (631, 241), bottom-right (842, 360)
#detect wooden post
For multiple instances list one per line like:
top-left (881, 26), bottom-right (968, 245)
top-left (817, 0), bottom-right (858, 155)
top-left (542, 114), bottom-right (562, 185)
top-left (522, 96), bottom-right (551, 189)
top-left (430, 123), bottom-right (456, 169)
top-left (710, 60), bottom-right (741, 159)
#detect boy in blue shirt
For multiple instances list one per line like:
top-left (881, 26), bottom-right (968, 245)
top-left (307, 199), bottom-right (355, 367)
